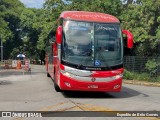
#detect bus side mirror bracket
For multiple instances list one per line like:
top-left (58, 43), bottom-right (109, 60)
top-left (49, 36), bottom-right (56, 44)
top-left (56, 26), bottom-right (63, 44)
top-left (122, 30), bottom-right (134, 48)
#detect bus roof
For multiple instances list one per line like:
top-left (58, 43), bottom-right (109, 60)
top-left (60, 11), bottom-right (120, 23)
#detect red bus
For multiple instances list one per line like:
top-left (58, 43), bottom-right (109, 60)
top-left (46, 11), bottom-right (133, 92)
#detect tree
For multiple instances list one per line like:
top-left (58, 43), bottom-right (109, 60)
top-left (44, 0), bottom-right (123, 17)
top-left (120, 0), bottom-right (160, 56)
top-left (0, 18), bottom-right (12, 42)
top-left (0, 0), bottom-right (25, 59)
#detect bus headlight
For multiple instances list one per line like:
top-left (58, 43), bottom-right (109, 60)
top-left (61, 70), bottom-right (71, 77)
top-left (114, 74), bottom-right (123, 79)
top-left (64, 72), bottom-right (70, 77)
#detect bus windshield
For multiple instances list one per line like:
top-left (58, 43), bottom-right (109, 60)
top-left (62, 20), bottom-right (123, 69)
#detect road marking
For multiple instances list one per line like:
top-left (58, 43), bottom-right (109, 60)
top-left (13, 117), bottom-right (23, 120)
top-left (40, 101), bottom-right (69, 111)
top-left (40, 101), bottom-right (112, 111)
top-left (40, 101), bottom-right (160, 120)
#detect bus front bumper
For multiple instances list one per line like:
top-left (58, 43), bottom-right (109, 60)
top-left (59, 73), bottom-right (122, 92)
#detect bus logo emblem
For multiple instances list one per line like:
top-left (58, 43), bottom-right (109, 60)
top-left (91, 78), bottom-right (96, 82)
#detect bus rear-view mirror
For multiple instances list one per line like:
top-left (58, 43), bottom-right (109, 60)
top-left (56, 26), bottom-right (63, 44)
top-left (122, 30), bottom-right (134, 49)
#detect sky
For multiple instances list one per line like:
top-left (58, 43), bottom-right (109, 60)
top-left (19, 0), bottom-right (45, 8)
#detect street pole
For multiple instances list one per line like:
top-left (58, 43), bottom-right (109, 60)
top-left (0, 36), bottom-right (3, 62)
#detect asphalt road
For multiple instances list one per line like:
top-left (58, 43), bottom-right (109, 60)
top-left (0, 65), bottom-right (160, 120)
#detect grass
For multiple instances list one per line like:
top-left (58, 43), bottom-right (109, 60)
top-left (123, 69), bottom-right (160, 83)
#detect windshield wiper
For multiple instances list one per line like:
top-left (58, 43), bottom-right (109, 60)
top-left (62, 59), bottom-right (83, 69)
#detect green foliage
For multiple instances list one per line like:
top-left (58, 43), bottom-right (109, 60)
top-left (123, 69), bottom-right (135, 80)
top-left (145, 59), bottom-right (157, 71)
top-left (124, 69), bottom-right (150, 82)
top-left (120, 0), bottom-right (160, 56)
top-left (0, 0), bottom-right (25, 59)
top-left (124, 68), bottom-right (160, 82)
top-left (45, 0), bottom-right (123, 16)
top-left (145, 59), bottom-right (159, 79)
top-left (0, 18), bottom-right (12, 41)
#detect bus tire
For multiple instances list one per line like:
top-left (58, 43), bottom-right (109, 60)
top-left (54, 74), bottom-right (62, 92)
top-left (54, 82), bottom-right (62, 92)
top-left (47, 72), bottom-right (50, 77)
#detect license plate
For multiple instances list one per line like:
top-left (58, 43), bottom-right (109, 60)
top-left (88, 85), bottom-right (98, 88)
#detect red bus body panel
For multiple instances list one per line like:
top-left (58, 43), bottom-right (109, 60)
top-left (60, 75), bottom-right (122, 92)
top-left (60, 11), bottom-right (120, 23)
top-left (58, 66), bottom-right (123, 92)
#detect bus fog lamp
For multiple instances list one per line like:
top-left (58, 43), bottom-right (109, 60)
top-left (65, 82), bottom-right (71, 87)
top-left (114, 84), bottom-right (120, 89)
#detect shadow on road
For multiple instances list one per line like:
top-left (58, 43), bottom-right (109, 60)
top-left (62, 91), bottom-right (114, 98)
top-left (0, 69), bottom-right (46, 78)
top-left (0, 80), bottom-right (12, 85)
top-left (108, 86), bottom-right (149, 98)
top-left (62, 86), bottom-right (147, 99)
top-left (0, 70), bottom-right (24, 78)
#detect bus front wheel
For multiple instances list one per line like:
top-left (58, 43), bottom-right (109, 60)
top-left (54, 82), bottom-right (62, 92)
top-left (47, 72), bottom-right (50, 77)
top-left (54, 74), bottom-right (62, 92)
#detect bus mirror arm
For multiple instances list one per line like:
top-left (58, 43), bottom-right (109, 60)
top-left (49, 36), bottom-right (56, 44)
top-left (122, 30), bottom-right (134, 49)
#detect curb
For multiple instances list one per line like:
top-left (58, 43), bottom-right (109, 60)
top-left (123, 80), bottom-right (160, 87)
